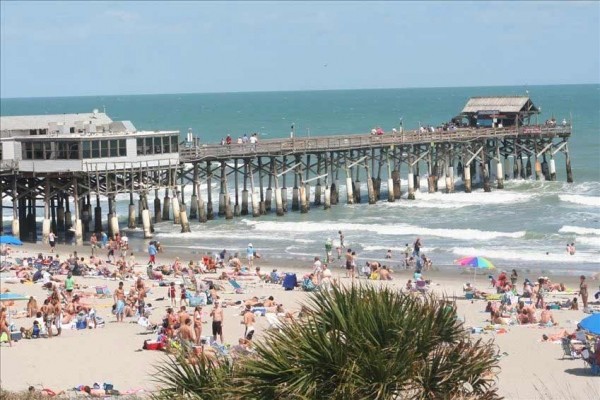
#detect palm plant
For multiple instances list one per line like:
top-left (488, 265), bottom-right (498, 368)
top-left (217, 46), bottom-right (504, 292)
top-left (152, 349), bottom-right (234, 400)
top-left (236, 284), bottom-right (500, 400)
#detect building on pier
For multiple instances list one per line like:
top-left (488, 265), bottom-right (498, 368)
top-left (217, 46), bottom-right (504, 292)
top-left (458, 96), bottom-right (540, 128)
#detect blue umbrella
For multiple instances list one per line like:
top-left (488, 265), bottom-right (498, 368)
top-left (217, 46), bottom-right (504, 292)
top-left (0, 292), bottom-right (29, 302)
top-left (579, 313), bottom-right (600, 336)
top-left (0, 235), bottom-right (23, 246)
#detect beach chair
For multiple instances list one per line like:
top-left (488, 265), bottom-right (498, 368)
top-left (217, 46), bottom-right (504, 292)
top-left (561, 337), bottom-right (578, 360)
top-left (581, 349), bottom-right (600, 375)
top-left (228, 279), bottom-right (244, 294)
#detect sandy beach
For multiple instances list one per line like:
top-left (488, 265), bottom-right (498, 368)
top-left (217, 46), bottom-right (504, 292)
top-left (1, 241), bottom-right (599, 399)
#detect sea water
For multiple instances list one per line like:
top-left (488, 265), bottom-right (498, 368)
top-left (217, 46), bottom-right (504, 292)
top-left (2, 84), bottom-right (599, 275)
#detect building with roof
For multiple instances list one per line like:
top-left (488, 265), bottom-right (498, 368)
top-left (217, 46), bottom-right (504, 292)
top-left (0, 110), bottom-right (180, 173)
top-left (457, 96), bottom-right (540, 128)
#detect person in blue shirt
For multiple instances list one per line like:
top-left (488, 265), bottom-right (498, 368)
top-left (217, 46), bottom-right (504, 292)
top-left (100, 231), bottom-right (108, 248)
top-left (246, 243), bottom-right (254, 268)
top-left (148, 242), bottom-right (157, 265)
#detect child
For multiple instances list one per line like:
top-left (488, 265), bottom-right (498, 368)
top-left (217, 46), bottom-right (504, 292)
top-left (180, 284), bottom-right (188, 307)
top-left (168, 282), bottom-right (177, 306)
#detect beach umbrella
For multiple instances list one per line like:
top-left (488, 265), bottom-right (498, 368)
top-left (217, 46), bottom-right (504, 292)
top-left (0, 235), bottom-right (23, 246)
top-left (455, 256), bottom-right (495, 286)
top-left (579, 313), bottom-right (600, 336)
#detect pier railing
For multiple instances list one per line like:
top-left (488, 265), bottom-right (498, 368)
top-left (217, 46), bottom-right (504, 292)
top-left (179, 125), bottom-right (571, 162)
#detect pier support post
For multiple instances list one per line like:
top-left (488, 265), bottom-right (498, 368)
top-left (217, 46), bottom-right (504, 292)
top-left (281, 156), bottom-right (288, 212)
top-left (565, 144), bottom-right (573, 183)
top-left (266, 158), bottom-right (274, 212)
top-left (82, 197), bottom-right (90, 234)
top-left (109, 196), bottom-right (120, 238)
top-left (142, 207), bottom-right (152, 238)
top-left (225, 193), bottom-right (233, 219)
top-left (171, 189), bottom-right (181, 225)
top-left (329, 152), bottom-right (338, 205)
top-left (162, 189), bottom-right (171, 221)
top-left (526, 156), bottom-right (532, 179)
top-left (541, 154), bottom-right (550, 181)
top-left (57, 196), bottom-right (65, 233)
top-left (549, 155), bottom-right (557, 181)
top-left (427, 150), bottom-right (435, 193)
top-left (392, 169), bottom-right (401, 199)
top-left (249, 161), bottom-right (260, 218)
top-left (72, 178), bottom-right (83, 245)
top-left (42, 181), bottom-right (51, 243)
top-left (345, 166), bottom-right (354, 205)
top-left (482, 145), bottom-right (491, 192)
top-left (218, 162), bottom-right (226, 216)
top-left (324, 182), bottom-right (331, 209)
top-left (64, 194), bottom-right (72, 230)
top-left (292, 156), bottom-right (300, 211)
top-left (234, 159), bottom-right (241, 217)
top-left (300, 184), bottom-right (308, 213)
top-left (154, 190), bottom-right (162, 223)
top-left (128, 193), bottom-right (136, 229)
top-left (407, 157), bottom-right (415, 200)
top-left (94, 196), bottom-right (102, 233)
top-left (180, 203), bottom-right (191, 233)
top-left (534, 153), bottom-right (542, 182)
top-left (366, 167), bottom-right (376, 204)
top-left (196, 179), bottom-right (207, 223)
top-left (275, 163), bottom-right (284, 216)
top-left (206, 161), bottom-right (214, 220)
top-left (190, 165), bottom-right (198, 219)
top-left (50, 197), bottom-right (57, 234)
top-left (464, 164), bottom-right (472, 193)
top-left (242, 160), bottom-right (249, 215)
top-left (258, 157), bottom-right (266, 215)
top-left (496, 143), bottom-right (504, 189)
top-left (414, 160), bottom-right (420, 191)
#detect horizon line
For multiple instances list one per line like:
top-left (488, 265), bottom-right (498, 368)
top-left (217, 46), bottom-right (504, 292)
top-left (1, 82), bottom-right (598, 101)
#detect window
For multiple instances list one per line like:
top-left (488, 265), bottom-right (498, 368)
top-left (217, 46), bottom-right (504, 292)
top-left (43, 142), bottom-right (53, 159)
top-left (163, 137), bottom-right (171, 153)
top-left (100, 141), bottom-right (108, 158)
top-left (57, 142), bottom-right (68, 159)
top-left (68, 142), bottom-right (79, 159)
top-left (145, 137), bottom-right (153, 155)
top-left (39, 129), bottom-right (47, 135)
top-left (83, 141), bottom-right (91, 158)
top-left (109, 140), bottom-right (118, 157)
top-left (29, 129), bottom-right (37, 136)
top-left (92, 141), bottom-right (100, 158)
top-left (137, 138), bottom-right (144, 155)
top-left (171, 135), bottom-right (178, 152)
top-left (119, 139), bottom-right (126, 156)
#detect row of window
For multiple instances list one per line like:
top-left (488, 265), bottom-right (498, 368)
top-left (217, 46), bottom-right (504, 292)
top-left (137, 136), bottom-right (179, 156)
top-left (20, 136), bottom-right (178, 160)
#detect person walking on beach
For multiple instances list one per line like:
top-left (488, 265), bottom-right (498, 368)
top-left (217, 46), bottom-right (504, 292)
top-left (148, 242), bottom-right (157, 265)
top-left (48, 231), bottom-right (56, 253)
top-left (64, 272), bottom-right (75, 301)
top-left (579, 275), bottom-right (589, 310)
top-left (114, 281), bottom-right (126, 323)
top-left (243, 305), bottom-right (256, 340)
top-left (246, 243), bottom-right (254, 268)
top-left (325, 238), bottom-right (333, 263)
top-left (168, 282), bottom-right (177, 307)
top-left (210, 301), bottom-right (224, 343)
top-left (413, 238), bottom-right (422, 257)
top-left (90, 233), bottom-right (98, 256)
top-left (338, 231), bottom-right (345, 248)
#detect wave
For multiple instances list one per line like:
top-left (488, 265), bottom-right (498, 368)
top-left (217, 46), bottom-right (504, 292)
top-left (559, 194), bottom-right (600, 207)
top-left (558, 225), bottom-right (600, 236)
top-left (576, 236), bottom-right (600, 247)
top-left (361, 245), bottom-right (437, 253)
top-left (385, 190), bottom-right (533, 209)
top-left (450, 246), bottom-right (600, 264)
top-left (243, 220), bottom-right (526, 241)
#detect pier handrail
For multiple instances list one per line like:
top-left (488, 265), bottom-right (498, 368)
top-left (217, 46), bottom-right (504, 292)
top-left (179, 125), bottom-right (571, 162)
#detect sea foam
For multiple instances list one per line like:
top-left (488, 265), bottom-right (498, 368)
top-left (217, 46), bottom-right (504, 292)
top-left (243, 220), bottom-right (525, 241)
top-left (559, 225), bottom-right (600, 236)
top-left (451, 246), bottom-right (600, 264)
top-left (558, 194), bottom-right (600, 207)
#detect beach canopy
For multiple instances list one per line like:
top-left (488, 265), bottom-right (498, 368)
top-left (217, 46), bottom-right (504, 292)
top-left (0, 292), bottom-right (29, 302)
top-left (0, 235), bottom-right (23, 246)
top-left (456, 256), bottom-right (495, 269)
top-left (579, 313), bottom-right (600, 336)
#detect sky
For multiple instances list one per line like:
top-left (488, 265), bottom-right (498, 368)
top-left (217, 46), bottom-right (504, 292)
top-left (0, 1), bottom-right (598, 98)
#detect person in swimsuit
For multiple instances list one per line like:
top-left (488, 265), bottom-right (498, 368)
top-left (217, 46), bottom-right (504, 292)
top-left (579, 275), bottom-right (588, 309)
top-left (345, 249), bottom-right (353, 279)
top-left (168, 282), bottom-right (177, 306)
top-left (243, 305), bottom-right (256, 340)
top-left (180, 284), bottom-right (188, 307)
top-left (48, 231), bottom-right (56, 253)
top-left (210, 301), bottom-right (224, 343)
top-left (0, 306), bottom-right (12, 347)
top-left (114, 281), bottom-right (126, 322)
top-left (193, 306), bottom-right (203, 345)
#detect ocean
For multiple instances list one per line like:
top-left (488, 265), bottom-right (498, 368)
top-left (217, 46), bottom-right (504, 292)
top-left (2, 84), bottom-right (599, 276)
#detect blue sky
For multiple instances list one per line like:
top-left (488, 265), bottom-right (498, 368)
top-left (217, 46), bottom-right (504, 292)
top-left (1, 1), bottom-right (598, 98)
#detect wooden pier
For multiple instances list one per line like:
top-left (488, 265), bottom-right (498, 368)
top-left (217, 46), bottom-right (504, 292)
top-left (0, 97), bottom-right (575, 243)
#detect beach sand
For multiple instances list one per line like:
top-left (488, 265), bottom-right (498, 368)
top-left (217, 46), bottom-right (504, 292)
top-left (1, 242), bottom-right (599, 398)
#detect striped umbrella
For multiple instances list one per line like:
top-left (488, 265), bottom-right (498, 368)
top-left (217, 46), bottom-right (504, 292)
top-left (456, 256), bottom-right (496, 285)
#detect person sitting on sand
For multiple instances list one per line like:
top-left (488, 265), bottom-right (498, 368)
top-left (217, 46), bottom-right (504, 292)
top-left (539, 306), bottom-right (558, 326)
top-left (263, 296), bottom-right (276, 308)
top-left (491, 310), bottom-right (511, 325)
top-left (379, 265), bottom-right (393, 280)
top-left (405, 280), bottom-right (414, 291)
top-left (28, 386), bottom-right (66, 397)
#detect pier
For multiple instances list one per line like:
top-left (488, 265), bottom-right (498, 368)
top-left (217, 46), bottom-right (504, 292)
top-left (0, 96), bottom-right (574, 243)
